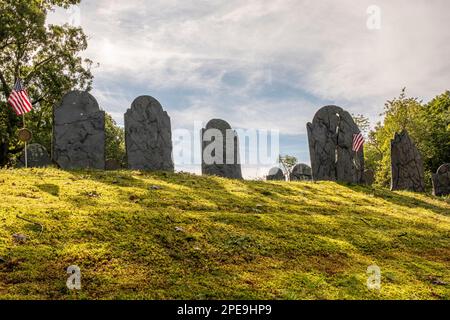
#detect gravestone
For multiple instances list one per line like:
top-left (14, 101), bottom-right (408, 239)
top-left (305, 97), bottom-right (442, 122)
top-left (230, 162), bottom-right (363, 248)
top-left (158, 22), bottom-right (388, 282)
top-left (125, 96), bottom-right (174, 171)
top-left (290, 163), bottom-right (312, 181)
top-left (390, 130), bottom-right (425, 192)
top-left (363, 169), bottom-right (375, 186)
top-left (105, 159), bottom-right (122, 171)
top-left (307, 105), bottom-right (364, 183)
top-left (53, 91), bottom-right (105, 169)
top-left (201, 119), bottom-right (242, 179)
top-left (432, 163), bottom-right (450, 196)
top-left (267, 167), bottom-right (285, 181)
top-left (17, 144), bottom-right (52, 168)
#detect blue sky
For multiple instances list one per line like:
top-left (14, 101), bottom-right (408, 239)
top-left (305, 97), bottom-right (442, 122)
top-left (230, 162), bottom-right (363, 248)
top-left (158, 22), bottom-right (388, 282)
top-left (47, 0), bottom-right (450, 178)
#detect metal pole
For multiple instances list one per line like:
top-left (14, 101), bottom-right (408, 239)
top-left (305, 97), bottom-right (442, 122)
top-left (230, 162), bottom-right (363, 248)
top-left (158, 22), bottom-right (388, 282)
top-left (22, 114), bottom-right (27, 168)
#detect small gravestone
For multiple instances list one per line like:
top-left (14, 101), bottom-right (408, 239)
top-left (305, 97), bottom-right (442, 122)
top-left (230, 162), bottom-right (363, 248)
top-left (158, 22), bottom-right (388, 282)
top-left (125, 96), bottom-right (174, 171)
top-left (201, 119), bottom-right (242, 179)
top-left (105, 159), bottom-right (122, 171)
top-left (266, 167), bottom-right (285, 181)
top-left (290, 164), bottom-right (312, 181)
top-left (17, 144), bottom-right (51, 168)
top-left (432, 164), bottom-right (450, 196)
top-left (307, 105), bottom-right (364, 183)
top-left (390, 130), bottom-right (425, 192)
top-left (364, 169), bottom-right (375, 185)
top-left (53, 91), bottom-right (105, 169)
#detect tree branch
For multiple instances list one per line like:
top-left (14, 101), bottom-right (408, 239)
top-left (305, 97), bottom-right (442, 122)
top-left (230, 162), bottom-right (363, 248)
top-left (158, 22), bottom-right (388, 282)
top-left (0, 70), bottom-right (11, 97)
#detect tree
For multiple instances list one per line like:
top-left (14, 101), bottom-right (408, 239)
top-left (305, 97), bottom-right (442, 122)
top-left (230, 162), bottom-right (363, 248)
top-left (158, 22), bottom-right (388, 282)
top-left (105, 114), bottom-right (126, 167)
top-left (0, 0), bottom-right (93, 166)
top-left (367, 88), bottom-right (449, 188)
top-left (352, 113), bottom-right (370, 137)
top-left (278, 154), bottom-right (297, 181)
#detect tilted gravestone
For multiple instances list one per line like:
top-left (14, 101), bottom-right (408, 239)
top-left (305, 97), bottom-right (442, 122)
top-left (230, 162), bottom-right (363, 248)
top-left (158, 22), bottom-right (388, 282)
top-left (17, 144), bottom-right (52, 168)
top-left (53, 91), bottom-right (105, 169)
top-left (390, 130), bottom-right (425, 192)
top-left (363, 169), bottom-right (375, 186)
top-left (125, 96), bottom-right (174, 171)
top-left (266, 167), bottom-right (285, 181)
top-left (201, 119), bottom-right (242, 179)
top-left (290, 163), bottom-right (312, 181)
top-left (432, 163), bottom-right (450, 196)
top-left (307, 105), bottom-right (364, 183)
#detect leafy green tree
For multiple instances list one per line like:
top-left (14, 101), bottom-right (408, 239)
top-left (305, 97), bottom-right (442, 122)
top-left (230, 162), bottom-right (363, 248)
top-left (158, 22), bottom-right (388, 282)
top-left (0, 0), bottom-right (93, 166)
top-left (352, 113), bottom-right (370, 137)
top-left (278, 154), bottom-right (297, 180)
top-left (105, 113), bottom-right (126, 167)
top-left (367, 88), bottom-right (449, 188)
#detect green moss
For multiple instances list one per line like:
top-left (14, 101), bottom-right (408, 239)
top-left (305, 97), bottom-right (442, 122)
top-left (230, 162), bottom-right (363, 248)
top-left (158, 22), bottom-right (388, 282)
top-left (0, 168), bottom-right (449, 300)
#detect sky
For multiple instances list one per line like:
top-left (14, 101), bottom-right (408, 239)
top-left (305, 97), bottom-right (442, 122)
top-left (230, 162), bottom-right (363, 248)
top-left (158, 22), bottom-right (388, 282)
top-left (47, 0), bottom-right (450, 178)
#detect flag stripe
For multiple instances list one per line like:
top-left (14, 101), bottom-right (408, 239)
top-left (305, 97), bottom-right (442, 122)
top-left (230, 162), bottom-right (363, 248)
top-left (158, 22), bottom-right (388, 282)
top-left (7, 79), bottom-right (33, 116)
top-left (352, 133), bottom-right (365, 152)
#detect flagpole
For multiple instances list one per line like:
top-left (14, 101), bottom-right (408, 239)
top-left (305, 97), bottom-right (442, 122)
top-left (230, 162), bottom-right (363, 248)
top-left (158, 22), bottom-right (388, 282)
top-left (23, 114), bottom-right (28, 168)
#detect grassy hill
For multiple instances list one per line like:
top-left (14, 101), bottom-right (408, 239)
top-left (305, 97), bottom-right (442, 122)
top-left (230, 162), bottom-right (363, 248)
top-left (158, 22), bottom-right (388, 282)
top-left (0, 168), bottom-right (448, 300)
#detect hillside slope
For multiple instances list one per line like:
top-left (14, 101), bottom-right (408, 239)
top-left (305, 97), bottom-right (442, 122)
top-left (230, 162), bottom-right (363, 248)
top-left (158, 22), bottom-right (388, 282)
top-left (0, 169), bottom-right (449, 300)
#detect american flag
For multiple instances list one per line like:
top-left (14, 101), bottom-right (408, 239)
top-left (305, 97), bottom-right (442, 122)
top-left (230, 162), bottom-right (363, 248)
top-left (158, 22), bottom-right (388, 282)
top-left (7, 79), bottom-right (33, 116)
top-left (352, 132), bottom-right (365, 152)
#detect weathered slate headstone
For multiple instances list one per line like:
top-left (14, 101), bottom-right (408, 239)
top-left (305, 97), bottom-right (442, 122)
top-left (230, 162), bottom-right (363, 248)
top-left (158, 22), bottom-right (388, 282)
top-left (201, 119), bottom-right (242, 179)
top-left (267, 167), bottom-right (285, 181)
top-left (432, 163), bottom-right (450, 196)
top-left (307, 105), bottom-right (364, 183)
top-left (105, 159), bottom-right (122, 171)
top-left (363, 169), bottom-right (375, 186)
top-left (53, 91), bottom-right (105, 169)
top-left (17, 144), bottom-right (52, 168)
top-left (125, 96), bottom-right (174, 171)
top-left (390, 130), bottom-right (425, 192)
top-left (290, 163), bottom-right (312, 181)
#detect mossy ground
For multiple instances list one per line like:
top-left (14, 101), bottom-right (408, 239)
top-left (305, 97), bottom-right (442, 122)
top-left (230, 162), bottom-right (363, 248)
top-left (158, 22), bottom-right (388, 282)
top-left (0, 168), bottom-right (448, 300)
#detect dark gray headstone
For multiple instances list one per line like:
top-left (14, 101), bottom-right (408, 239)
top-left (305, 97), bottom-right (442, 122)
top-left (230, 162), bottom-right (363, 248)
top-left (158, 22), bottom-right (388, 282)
top-left (201, 119), bottom-right (242, 179)
top-left (125, 96), bottom-right (174, 171)
top-left (17, 144), bottom-right (52, 168)
top-left (307, 105), bottom-right (364, 183)
top-left (290, 163), bottom-right (312, 181)
top-left (53, 91), bottom-right (105, 169)
top-left (105, 159), bottom-right (122, 171)
top-left (363, 169), bottom-right (375, 186)
top-left (390, 130), bottom-right (425, 192)
top-left (432, 163), bottom-right (450, 196)
top-left (267, 167), bottom-right (285, 181)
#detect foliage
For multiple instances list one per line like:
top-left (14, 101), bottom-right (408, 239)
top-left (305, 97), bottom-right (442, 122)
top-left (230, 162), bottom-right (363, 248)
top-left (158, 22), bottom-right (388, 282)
top-left (105, 114), bottom-right (126, 166)
top-left (278, 154), bottom-right (297, 180)
top-left (366, 89), bottom-right (449, 187)
top-left (0, 168), bottom-right (448, 299)
top-left (0, 0), bottom-right (93, 166)
top-left (352, 114), bottom-right (371, 137)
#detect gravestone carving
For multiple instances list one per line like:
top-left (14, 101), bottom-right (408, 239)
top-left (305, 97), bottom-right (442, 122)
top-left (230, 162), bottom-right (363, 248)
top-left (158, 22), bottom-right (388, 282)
top-left (432, 163), bottom-right (450, 196)
top-left (290, 163), bottom-right (312, 181)
top-left (390, 130), bottom-right (425, 192)
top-left (267, 167), bottom-right (285, 181)
top-left (307, 105), bottom-right (364, 183)
top-left (17, 144), bottom-right (52, 168)
top-left (53, 91), bottom-right (105, 169)
top-left (125, 96), bottom-right (174, 171)
top-left (201, 119), bottom-right (242, 179)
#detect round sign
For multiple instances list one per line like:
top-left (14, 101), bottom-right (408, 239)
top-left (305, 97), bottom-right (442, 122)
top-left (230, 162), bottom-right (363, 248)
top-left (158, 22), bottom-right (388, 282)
top-left (18, 128), bottom-right (33, 142)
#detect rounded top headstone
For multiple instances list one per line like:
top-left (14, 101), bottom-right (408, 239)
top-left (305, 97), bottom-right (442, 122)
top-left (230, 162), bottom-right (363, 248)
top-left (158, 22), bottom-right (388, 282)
top-left (436, 163), bottom-right (450, 174)
top-left (55, 91), bottom-right (100, 122)
top-left (205, 119), bottom-right (232, 131)
top-left (130, 96), bottom-right (164, 113)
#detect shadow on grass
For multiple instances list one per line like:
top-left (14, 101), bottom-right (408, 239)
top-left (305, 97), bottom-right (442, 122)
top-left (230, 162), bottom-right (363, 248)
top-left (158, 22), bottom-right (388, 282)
top-left (337, 182), bottom-right (449, 217)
